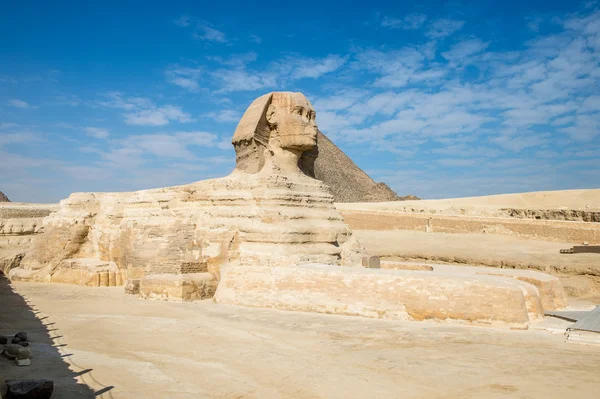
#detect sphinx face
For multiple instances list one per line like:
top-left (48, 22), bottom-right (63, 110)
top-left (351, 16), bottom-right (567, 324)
top-left (270, 95), bottom-right (318, 151)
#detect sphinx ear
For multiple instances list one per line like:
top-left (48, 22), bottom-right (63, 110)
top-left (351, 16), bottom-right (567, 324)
top-left (266, 104), bottom-right (277, 127)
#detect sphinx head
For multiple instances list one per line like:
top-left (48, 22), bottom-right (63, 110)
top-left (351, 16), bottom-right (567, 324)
top-left (232, 92), bottom-right (318, 174)
top-left (266, 92), bottom-right (317, 151)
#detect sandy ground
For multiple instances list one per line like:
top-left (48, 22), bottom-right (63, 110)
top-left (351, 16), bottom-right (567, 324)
top-left (337, 188), bottom-right (600, 215)
top-left (1, 278), bottom-right (600, 399)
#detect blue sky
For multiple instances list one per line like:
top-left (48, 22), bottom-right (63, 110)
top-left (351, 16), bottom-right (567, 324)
top-left (1, 0), bottom-right (599, 203)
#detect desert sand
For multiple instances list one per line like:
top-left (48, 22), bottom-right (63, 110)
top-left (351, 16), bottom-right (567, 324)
top-left (2, 277), bottom-right (600, 399)
top-left (337, 188), bottom-right (600, 216)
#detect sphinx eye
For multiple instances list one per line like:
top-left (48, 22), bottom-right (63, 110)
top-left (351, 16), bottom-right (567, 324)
top-left (297, 108), bottom-right (303, 116)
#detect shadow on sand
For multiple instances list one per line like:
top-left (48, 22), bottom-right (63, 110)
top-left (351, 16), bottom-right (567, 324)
top-left (0, 274), bottom-right (113, 398)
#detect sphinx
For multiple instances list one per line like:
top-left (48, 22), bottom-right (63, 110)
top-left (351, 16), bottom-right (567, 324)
top-left (9, 91), bottom-right (565, 328)
top-left (10, 92), bottom-right (365, 298)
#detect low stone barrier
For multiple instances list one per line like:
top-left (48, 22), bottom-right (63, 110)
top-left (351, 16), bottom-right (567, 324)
top-left (215, 264), bottom-right (544, 329)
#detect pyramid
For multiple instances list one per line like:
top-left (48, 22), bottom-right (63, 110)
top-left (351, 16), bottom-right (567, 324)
top-left (0, 191), bottom-right (9, 202)
top-left (300, 131), bottom-right (401, 203)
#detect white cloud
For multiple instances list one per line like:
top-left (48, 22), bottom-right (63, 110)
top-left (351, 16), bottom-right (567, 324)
top-left (381, 13), bottom-right (427, 30)
top-left (165, 67), bottom-right (202, 91)
top-left (124, 106), bottom-right (194, 126)
top-left (491, 133), bottom-right (549, 152)
top-left (84, 127), bottom-right (110, 139)
top-left (441, 38), bottom-right (490, 65)
top-left (174, 16), bottom-right (228, 43)
top-left (425, 18), bottom-right (465, 39)
top-left (100, 131), bottom-right (221, 167)
top-left (0, 76), bottom-right (18, 84)
top-left (196, 53), bottom-right (349, 92)
top-left (207, 52), bottom-right (258, 67)
top-left (97, 93), bottom-right (194, 126)
top-left (211, 69), bottom-right (278, 92)
top-left (313, 90), bottom-right (366, 111)
top-left (193, 25), bottom-right (227, 43)
top-left (204, 109), bottom-right (241, 123)
top-left (289, 55), bottom-right (348, 79)
top-left (561, 114), bottom-right (600, 141)
top-left (0, 131), bottom-right (42, 148)
top-left (8, 99), bottom-right (36, 109)
top-left (174, 16), bottom-right (191, 27)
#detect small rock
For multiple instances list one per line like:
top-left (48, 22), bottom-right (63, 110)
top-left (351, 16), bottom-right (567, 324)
top-left (15, 332), bottom-right (28, 342)
top-left (11, 337), bottom-right (21, 344)
top-left (4, 344), bottom-right (22, 359)
top-left (15, 358), bottom-right (31, 367)
top-left (5, 379), bottom-right (53, 398)
top-left (0, 334), bottom-right (8, 344)
top-left (124, 278), bottom-right (141, 295)
top-left (17, 347), bottom-right (31, 360)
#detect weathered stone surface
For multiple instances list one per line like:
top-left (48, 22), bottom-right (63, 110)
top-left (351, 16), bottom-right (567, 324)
top-left (5, 379), bottom-right (53, 398)
top-left (139, 273), bottom-right (218, 302)
top-left (50, 258), bottom-right (123, 287)
top-left (362, 255), bottom-right (380, 269)
top-left (380, 261), bottom-right (568, 311)
top-left (215, 263), bottom-right (544, 328)
top-left (0, 203), bottom-right (57, 276)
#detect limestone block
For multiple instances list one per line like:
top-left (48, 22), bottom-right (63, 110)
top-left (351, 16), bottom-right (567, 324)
top-left (362, 255), bottom-right (380, 268)
top-left (0, 218), bottom-right (43, 235)
top-left (215, 264), bottom-right (544, 328)
top-left (386, 262), bottom-right (567, 311)
top-left (8, 267), bottom-right (42, 282)
top-left (50, 258), bottom-right (124, 287)
top-left (15, 358), bottom-right (31, 367)
top-left (139, 273), bottom-right (217, 302)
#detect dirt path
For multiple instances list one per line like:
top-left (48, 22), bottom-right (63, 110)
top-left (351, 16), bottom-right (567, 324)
top-left (2, 280), bottom-right (600, 398)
